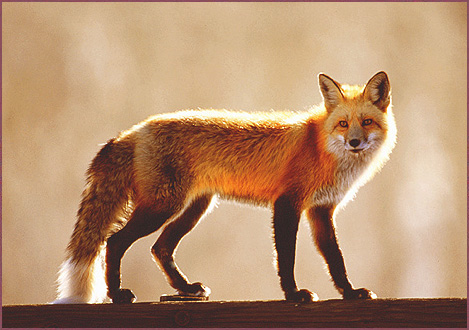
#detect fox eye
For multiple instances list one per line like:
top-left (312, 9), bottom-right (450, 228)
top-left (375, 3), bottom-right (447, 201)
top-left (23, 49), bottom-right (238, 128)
top-left (339, 121), bottom-right (348, 128)
top-left (362, 119), bottom-right (373, 126)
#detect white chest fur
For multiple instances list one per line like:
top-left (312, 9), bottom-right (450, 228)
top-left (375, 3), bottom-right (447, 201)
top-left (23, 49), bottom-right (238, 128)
top-left (310, 153), bottom-right (372, 208)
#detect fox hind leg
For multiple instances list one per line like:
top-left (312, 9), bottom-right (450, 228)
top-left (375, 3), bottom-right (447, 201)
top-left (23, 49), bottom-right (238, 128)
top-left (106, 203), bottom-right (182, 303)
top-left (152, 194), bottom-right (214, 297)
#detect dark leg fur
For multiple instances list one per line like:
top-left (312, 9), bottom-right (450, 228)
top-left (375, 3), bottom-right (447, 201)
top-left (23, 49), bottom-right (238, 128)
top-left (273, 195), bottom-right (317, 303)
top-left (106, 205), bottom-right (175, 303)
top-left (307, 206), bottom-right (376, 299)
top-left (152, 194), bottom-right (213, 296)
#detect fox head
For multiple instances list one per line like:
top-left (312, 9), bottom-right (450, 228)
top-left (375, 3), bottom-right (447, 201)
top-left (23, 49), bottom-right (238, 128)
top-left (319, 72), bottom-right (393, 159)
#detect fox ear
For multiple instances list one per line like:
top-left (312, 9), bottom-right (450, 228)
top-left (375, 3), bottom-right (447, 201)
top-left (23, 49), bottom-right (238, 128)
top-left (364, 71), bottom-right (391, 112)
top-left (318, 73), bottom-right (344, 113)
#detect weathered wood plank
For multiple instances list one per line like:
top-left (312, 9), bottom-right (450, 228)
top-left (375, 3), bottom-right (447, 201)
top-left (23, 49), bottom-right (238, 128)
top-left (2, 298), bottom-right (467, 328)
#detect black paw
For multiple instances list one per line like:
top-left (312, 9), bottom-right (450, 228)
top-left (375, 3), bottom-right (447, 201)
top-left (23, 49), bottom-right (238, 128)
top-left (343, 288), bottom-right (377, 300)
top-left (177, 282), bottom-right (211, 297)
top-left (285, 289), bottom-right (319, 303)
top-left (110, 288), bottom-right (137, 304)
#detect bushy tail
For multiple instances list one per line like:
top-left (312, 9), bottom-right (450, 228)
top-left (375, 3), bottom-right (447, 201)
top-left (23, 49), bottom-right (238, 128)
top-left (53, 137), bottom-right (134, 304)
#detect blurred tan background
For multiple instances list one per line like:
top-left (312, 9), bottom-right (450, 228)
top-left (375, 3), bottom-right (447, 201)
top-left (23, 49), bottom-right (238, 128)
top-left (2, 2), bottom-right (467, 305)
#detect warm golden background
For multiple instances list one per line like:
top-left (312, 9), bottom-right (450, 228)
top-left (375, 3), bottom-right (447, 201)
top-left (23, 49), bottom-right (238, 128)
top-left (3, 2), bottom-right (467, 305)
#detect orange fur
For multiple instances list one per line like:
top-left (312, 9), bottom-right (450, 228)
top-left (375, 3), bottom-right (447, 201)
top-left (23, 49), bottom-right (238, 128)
top-left (125, 109), bottom-right (337, 210)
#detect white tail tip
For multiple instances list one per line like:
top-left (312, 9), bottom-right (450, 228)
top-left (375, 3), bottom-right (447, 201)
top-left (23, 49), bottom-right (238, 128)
top-left (55, 254), bottom-right (107, 304)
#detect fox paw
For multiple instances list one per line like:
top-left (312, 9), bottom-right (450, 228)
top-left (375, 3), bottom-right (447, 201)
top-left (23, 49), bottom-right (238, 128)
top-left (343, 288), bottom-right (376, 300)
top-left (110, 288), bottom-right (137, 304)
top-left (177, 282), bottom-right (211, 297)
top-left (285, 289), bottom-right (319, 303)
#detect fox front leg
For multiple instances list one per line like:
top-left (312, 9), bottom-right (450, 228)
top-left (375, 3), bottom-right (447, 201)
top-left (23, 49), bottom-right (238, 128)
top-left (273, 195), bottom-right (319, 303)
top-left (307, 206), bottom-right (376, 299)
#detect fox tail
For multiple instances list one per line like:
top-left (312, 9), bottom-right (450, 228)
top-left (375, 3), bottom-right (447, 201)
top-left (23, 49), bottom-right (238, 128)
top-left (52, 137), bottom-right (134, 303)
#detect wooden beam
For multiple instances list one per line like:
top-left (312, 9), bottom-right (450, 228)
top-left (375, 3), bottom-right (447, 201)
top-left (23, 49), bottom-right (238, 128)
top-left (3, 298), bottom-right (466, 328)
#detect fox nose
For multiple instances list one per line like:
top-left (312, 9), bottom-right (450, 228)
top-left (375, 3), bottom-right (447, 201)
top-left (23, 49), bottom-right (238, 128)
top-left (349, 139), bottom-right (361, 148)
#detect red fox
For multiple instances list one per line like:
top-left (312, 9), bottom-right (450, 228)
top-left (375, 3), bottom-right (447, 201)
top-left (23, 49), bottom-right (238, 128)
top-left (53, 72), bottom-right (396, 304)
